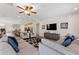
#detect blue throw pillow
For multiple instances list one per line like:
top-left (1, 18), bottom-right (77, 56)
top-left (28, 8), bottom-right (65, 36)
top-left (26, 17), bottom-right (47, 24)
top-left (8, 38), bottom-right (20, 53)
top-left (8, 36), bottom-right (18, 47)
top-left (63, 39), bottom-right (72, 47)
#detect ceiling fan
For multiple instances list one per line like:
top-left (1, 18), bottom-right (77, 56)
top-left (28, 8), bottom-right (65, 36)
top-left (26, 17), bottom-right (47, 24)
top-left (17, 5), bottom-right (37, 16)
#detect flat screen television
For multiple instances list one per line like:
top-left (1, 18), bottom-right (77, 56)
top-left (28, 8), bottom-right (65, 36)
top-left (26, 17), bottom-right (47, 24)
top-left (47, 23), bottom-right (57, 30)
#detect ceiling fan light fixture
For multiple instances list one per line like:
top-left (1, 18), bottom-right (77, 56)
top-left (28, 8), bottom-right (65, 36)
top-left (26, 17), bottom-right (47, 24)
top-left (24, 11), bottom-right (30, 14)
top-left (17, 4), bottom-right (37, 16)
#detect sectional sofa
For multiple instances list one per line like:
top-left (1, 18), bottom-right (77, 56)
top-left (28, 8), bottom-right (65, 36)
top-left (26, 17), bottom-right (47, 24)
top-left (39, 36), bottom-right (79, 55)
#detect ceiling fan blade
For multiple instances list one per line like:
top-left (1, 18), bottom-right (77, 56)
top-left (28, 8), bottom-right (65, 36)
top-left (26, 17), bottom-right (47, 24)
top-left (17, 6), bottom-right (25, 10)
top-left (31, 11), bottom-right (37, 14)
top-left (29, 6), bottom-right (33, 10)
top-left (19, 11), bottom-right (24, 13)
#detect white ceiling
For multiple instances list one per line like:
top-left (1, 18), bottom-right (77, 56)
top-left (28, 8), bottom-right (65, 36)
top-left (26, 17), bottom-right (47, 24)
top-left (0, 3), bottom-right (79, 24)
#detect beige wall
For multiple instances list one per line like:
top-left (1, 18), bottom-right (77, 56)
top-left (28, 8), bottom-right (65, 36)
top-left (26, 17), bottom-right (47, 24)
top-left (39, 16), bottom-right (69, 37)
top-left (69, 14), bottom-right (79, 36)
top-left (39, 14), bottom-right (79, 37)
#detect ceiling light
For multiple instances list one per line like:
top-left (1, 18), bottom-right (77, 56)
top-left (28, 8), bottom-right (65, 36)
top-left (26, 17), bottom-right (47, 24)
top-left (24, 11), bottom-right (30, 14)
top-left (17, 5), bottom-right (37, 16)
top-left (74, 8), bottom-right (78, 10)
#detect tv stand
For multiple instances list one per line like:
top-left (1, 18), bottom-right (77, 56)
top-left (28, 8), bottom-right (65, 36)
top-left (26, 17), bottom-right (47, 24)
top-left (44, 32), bottom-right (60, 41)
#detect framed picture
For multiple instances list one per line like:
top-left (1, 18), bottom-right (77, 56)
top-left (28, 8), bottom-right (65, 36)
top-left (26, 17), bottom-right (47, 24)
top-left (42, 25), bottom-right (45, 29)
top-left (60, 22), bottom-right (68, 29)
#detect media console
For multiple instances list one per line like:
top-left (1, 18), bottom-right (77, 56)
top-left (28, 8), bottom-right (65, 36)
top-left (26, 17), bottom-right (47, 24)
top-left (44, 32), bottom-right (60, 41)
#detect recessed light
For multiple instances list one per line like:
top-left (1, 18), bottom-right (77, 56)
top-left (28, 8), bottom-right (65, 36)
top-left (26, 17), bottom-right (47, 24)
top-left (74, 8), bottom-right (78, 10)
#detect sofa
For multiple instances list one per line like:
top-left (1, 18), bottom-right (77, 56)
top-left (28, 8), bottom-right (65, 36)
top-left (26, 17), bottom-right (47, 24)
top-left (39, 38), bottom-right (78, 55)
top-left (0, 34), bottom-right (39, 55)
